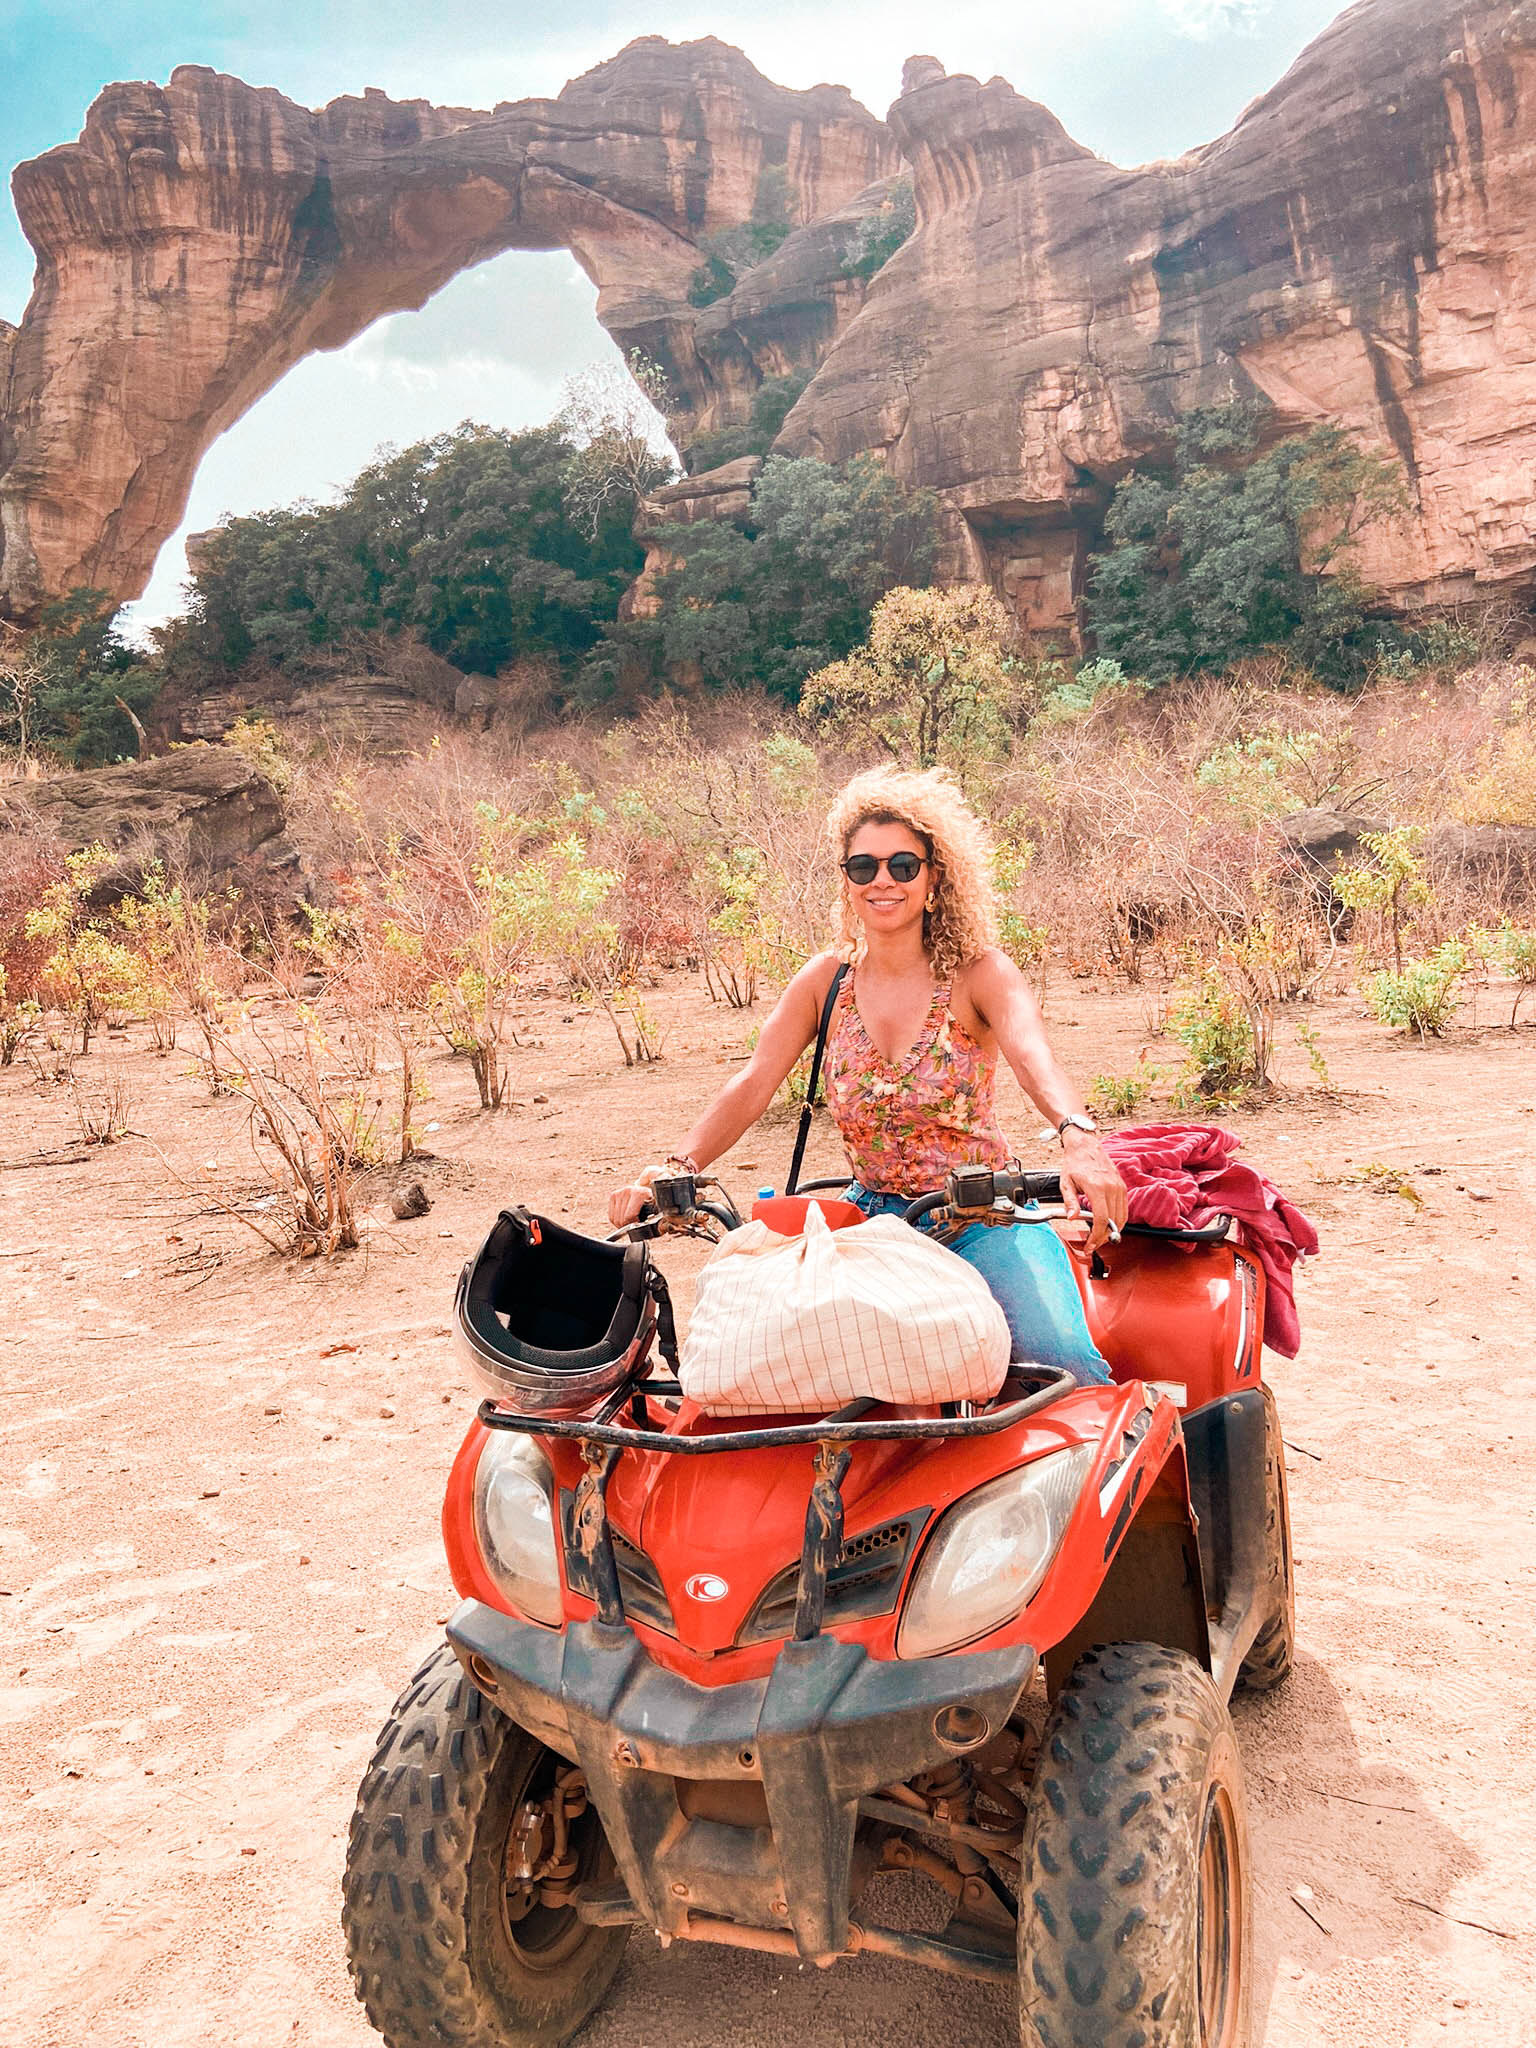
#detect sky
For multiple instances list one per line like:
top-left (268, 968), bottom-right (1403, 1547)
top-left (1, 0), bottom-right (1346, 629)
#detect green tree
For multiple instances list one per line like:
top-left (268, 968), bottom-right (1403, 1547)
top-left (20, 590), bottom-right (159, 765)
top-left (842, 177), bottom-right (916, 282)
top-left (176, 423), bottom-right (646, 679)
top-left (1085, 405), bottom-right (1407, 683)
top-left (604, 455), bottom-right (936, 701)
top-left (688, 165), bottom-right (796, 307)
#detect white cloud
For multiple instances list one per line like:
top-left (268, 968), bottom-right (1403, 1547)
top-left (1158, 0), bottom-right (1266, 39)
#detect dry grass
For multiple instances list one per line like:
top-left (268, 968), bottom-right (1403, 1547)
top-left (0, 657), bottom-right (1530, 1248)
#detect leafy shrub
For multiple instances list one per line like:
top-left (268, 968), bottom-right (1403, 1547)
top-left (1293, 1016), bottom-right (1333, 1089)
top-left (113, 863), bottom-right (241, 1083)
top-left (1333, 827), bottom-right (1430, 972)
top-left (1364, 941), bottom-right (1468, 1037)
top-left (1036, 656), bottom-right (1147, 725)
top-left (685, 371), bottom-right (813, 473)
top-left (1085, 404), bottom-right (1407, 684)
top-left (1168, 966), bottom-right (1259, 1100)
top-left (608, 454), bottom-right (936, 701)
top-left (688, 166), bottom-right (795, 306)
top-left (842, 178), bottom-right (916, 282)
top-left (25, 847), bottom-right (142, 1053)
top-left (1089, 1056), bottom-right (1161, 1119)
top-left (0, 967), bottom-right (41, 1067)
top-left (1499, 923), bottom-right (1536, 1025)
top-left (221, 714), bottom-right (292, 794)
top-left (990, 836), bottom-right (1050, 979)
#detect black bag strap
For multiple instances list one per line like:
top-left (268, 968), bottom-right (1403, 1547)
top-left (647, 1264), bottom-right (680, 1371)
top-left (786, 961), bottom-right (849, 1195)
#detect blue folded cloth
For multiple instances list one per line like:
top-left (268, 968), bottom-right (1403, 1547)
top-left (844, 1183), bottom-right (1111, 1386)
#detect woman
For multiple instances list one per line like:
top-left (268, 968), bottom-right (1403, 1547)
top-left (610, 766), bottom-right (1128, 1378)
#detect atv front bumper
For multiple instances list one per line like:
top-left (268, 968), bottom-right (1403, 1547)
top-left (448, 1600), bottom-right (1034, 1964)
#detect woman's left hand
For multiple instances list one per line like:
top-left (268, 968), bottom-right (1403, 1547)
top-left (1058, 1132), bottom-right (1129, 1250)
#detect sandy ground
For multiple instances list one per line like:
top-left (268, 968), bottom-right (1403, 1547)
top-left (1, 973), bottom-right (1533, 2048)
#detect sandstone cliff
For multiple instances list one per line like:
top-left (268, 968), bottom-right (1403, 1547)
top-left (782, 0), bottom-right (1536, 629)
top-left (4, 0), bottom-right (1536, 639)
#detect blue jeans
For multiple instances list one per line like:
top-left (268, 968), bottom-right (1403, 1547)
top-left (842, 1182), bottom-right (1111, 1386)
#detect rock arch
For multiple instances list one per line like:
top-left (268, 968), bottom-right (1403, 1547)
top-left (0, 38), bottom-right (896, 623)
top-left (5, 2), bottom-right (1536, 641)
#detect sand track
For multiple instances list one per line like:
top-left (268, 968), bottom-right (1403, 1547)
top-left (2, 978), bottom-right (1533, 2047)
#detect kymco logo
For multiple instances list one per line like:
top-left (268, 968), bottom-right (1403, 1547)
top-left (684, 1572), bottom-right (729, 1602)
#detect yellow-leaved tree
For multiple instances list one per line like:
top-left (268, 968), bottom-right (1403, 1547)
top-left (799, 584), bottom-right (1023, 767)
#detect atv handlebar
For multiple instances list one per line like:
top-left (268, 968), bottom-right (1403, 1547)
top-left (610, 1163), bottom-right (1232, 1248)
top-left (607, 1171), bottom-right (746, 1245)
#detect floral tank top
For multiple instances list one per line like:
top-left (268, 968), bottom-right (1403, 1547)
top-left (824, 968), bottom-right (1010, 1195)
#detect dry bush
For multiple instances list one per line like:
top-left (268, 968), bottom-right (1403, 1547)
top-left (223, 649), bottom-right (1536, 1114)
top-left (72, 1059), bottom-right (133, 1144)
top-left (0, 812), bottom-right (66, 1052)
top-left (198, 985), bottom-right (378, 1256)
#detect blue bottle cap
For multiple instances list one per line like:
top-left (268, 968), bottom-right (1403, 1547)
top-left (757, 1187), bottom-right (776, 1201)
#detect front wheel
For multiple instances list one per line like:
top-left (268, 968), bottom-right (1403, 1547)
top-left (343, 1643), bottom-right (629, 2048)
top-left (1019, 1642), bottom-right (1252, 2048)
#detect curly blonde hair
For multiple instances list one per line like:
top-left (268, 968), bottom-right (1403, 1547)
top-left (827, 766), bottom-right (999, 978)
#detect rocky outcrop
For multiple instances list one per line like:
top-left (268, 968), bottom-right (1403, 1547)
top-left (4, 743), bottom-right (303, 900)
top-left (783, 0), bottom-right (1536, 629)
top-left (1277, 810), bottom-right (1388, 874)
top-left (5, 2), bottom-right (1536, 638)
top-left (0, 40), bottom-right (892, 622)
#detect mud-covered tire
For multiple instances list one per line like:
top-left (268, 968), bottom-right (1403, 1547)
top-left (1019, 1642), bottom-right (1251, 2048)
top-left (342, 1642), bottom-right (629, 2048)
top-left (1237, 1383), bottom-right (1295, 1693)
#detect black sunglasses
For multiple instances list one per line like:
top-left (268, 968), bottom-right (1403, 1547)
top-left (840, 851), bottom-right (928, 885)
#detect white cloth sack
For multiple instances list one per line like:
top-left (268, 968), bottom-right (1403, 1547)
top-left (679, 1203), bottom-right (1011, 1415)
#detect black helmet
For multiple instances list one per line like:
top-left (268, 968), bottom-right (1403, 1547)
top-left (454, 1207), bottom-right (655, 1415)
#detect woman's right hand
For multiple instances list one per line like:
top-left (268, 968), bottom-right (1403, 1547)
top-left (608, 1167), bottom-right (663, 1230)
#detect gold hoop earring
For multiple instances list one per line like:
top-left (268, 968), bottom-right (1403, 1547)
top-left (925, 893), bottom-right (936, 911)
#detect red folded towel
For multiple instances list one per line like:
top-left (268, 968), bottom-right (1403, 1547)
top-left (1103, 1122), bottom-right (1319, 1358)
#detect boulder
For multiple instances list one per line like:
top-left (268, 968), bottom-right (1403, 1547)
top-left (1276, 810), bottom-right (1388, 874)
top-left (4, 743), bottom-right (305, 903)
top-left (275, 678), bottom-right (425, 755)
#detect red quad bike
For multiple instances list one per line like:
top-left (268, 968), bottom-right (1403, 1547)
top-left (342, 1161), bottom-right (1293, 2048)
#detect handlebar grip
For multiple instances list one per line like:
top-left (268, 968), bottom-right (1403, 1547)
top-left (1012, 1170), bottom-right (1062, 1205)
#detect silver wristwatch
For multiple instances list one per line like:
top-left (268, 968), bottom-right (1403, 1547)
top-left (1056, 1113), bottom-right (1098, 1139)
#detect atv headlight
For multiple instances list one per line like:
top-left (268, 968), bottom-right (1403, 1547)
top-left (472, 1434), bottom-right (563, 1627)
top-left (897, 1445), bottom-right (1094, 1659)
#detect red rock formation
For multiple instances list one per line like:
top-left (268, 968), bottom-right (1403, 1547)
top-left (0, 40), bottom-right (892, 622)
top-left (4, 1), bottom-right (1536, 639)
top-left (784, 0), bottom-right (1536, 629)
